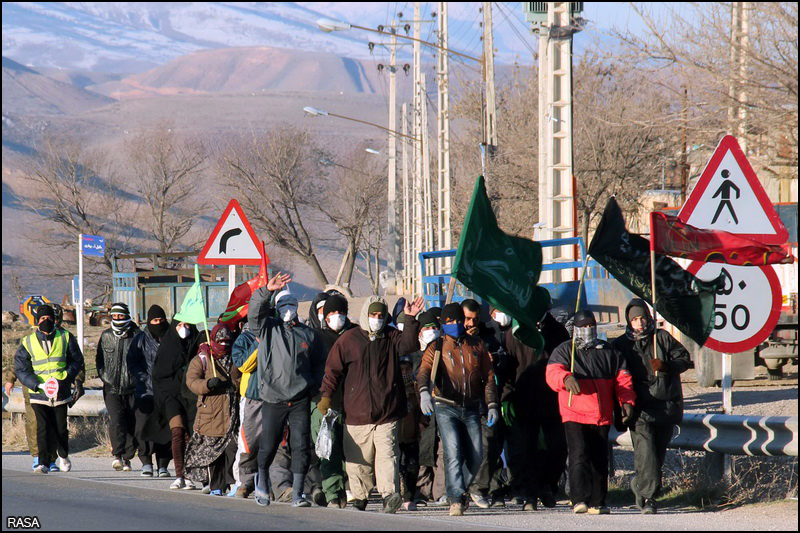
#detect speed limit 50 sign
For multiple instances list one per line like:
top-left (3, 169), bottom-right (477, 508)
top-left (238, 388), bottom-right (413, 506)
top-left (688, 262), bottom-right (782, 353)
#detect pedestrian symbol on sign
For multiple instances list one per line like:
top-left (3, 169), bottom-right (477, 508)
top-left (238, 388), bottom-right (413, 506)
top-left (711, 170), bottom-right (741, 225)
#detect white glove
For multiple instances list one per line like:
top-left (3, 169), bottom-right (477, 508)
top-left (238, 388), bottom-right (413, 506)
top-left (419, 390), bottom-right (434, 416)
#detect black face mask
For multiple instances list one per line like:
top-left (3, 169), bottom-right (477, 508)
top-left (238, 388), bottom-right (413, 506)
top-left (148, 322), bottom-right (169, 340)
top-left (39, 319), bottom-right (55, 335)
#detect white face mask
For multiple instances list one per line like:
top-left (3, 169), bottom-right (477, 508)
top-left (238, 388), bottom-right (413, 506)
top-left (280, 306), bottom-right (298, 323)
top-left (419, 329), bottom-right (440, 350)
top-left (178, 326), bottom-right (190, 339)
top-left (317, 313), bottom-right (324, 325)
top-left (368, 317), bottom-right (385, 333)
top-left (494, 312), bottom-right (511, 327)
top-left (327, 314), bottom-right (346, 332)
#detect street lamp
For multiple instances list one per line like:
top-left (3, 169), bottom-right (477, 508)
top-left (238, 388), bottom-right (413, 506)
top-left (303, 106), bottom-right (416, 142)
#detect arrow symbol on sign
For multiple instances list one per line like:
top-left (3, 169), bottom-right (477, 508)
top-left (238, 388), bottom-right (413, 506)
top-left (219, 228), bottom-right (242, 254)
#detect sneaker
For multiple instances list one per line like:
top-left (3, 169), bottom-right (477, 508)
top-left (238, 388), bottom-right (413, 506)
top-left (642, 499), bottom-right (657, 515)
top-left (209, 489), bottom-right (223, 496)
top-left (112, 457), bottom-right (123, 471)
top-left (327, 498), bottom-right (341, 508)
top-left (470, 493), bottom-right (491, 509)
top-left (490, 496), bottom-right (505, 508)
top-left (352, 499), bottom-right (368, 511)
top-left (292, 497), bottom-right (311, 508)
top-left (573, 502), bottom-right (589, 514)
top-left (201, 485), bottom-right (211, 494)
top-left (523, 500), bottom-right (538, 512)
top-left (381, 493), bottom-right (403, 514)
top-left (414, 498), bottom-right (428, 508)
top-left (253, 473), bottom-right (270, 507)
top-left (511, 496), bottom-right (525, 505)
top-left (588, 506), bottom-right (611, 515)
top-left (49, 462), bottom-right (60, 472)
top-left (312, 488), bottom-right (327, 507)
top-left (226, 483), bottom-right (240, 497)
top-left (122, 460), bottom-right (132, 472)
top-left (431, 495), bottom-right (449, 506)
top-left (141, 464), bottom-right (154, 477)
top-left (401, 501), bottom-right (417, 511)
top-left (158, 467), bottom-right (170, 478)
top-left (182, 479), bottom-right (196, 490)
top-left (34, 464), bottom-right (50, 474)
top-left (449, 502), bottom-right (464, 516)
top-left (32, 457), bottom-right (40, 471)
top-left (56, 456), bottom-right (72, 472)
top-left (170, 477), bottom-right (186, 490)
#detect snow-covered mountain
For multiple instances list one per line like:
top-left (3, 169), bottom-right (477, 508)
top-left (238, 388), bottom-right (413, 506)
top-left (2, 2), bottom-right (536, 74)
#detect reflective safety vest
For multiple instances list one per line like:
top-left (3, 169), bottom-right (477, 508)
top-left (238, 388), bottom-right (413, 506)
top-left (22, 330), bottom-right (71, 391)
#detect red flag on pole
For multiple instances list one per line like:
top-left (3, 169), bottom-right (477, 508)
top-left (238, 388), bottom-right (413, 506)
top-left (219, 241), bottom-right (269, 326)
top-left (651, 212), bottom-right (793, 266)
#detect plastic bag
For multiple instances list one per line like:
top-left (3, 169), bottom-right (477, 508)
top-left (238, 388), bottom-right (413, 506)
top-left (315, 408), bottom-right (339, 460)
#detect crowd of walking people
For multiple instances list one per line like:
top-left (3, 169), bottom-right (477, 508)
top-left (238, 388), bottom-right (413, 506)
top-left (8, 273), bottom-right (691, 517)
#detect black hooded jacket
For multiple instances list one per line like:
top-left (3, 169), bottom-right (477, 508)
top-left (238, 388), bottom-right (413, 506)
top-left (611, 298), bottom-right (692, 424)
top-left (151, 320), bottom-right (202, 402)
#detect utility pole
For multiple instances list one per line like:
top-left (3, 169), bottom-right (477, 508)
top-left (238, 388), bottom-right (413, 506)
top-left (422, 72), bottom-right (433, 255)
top-left (386, 21), bottom-right (399, 295)
top-left (437, 2), bottom-right (452, 271)
top-left (401, 102), bottom-right (411, 293)
top-left (413, 1), bottom-right (423, 296)
top-left (482, 1), bottom-right (498, 186)
top-left (728, 2), bottom-right (749, 153)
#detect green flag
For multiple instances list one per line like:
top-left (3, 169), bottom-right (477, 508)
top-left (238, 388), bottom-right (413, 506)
top-left (588, 197), bottom-right (721, 346)
top-left (453, 176), bottom-right (550, 349)
top-left (174, 264), bottom-right (207, 325)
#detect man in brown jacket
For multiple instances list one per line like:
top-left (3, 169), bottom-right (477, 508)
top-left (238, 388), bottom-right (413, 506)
top-left (317, 295), bottom-right (424, 514)
top-left (417, 303), bottom-right (498, 516)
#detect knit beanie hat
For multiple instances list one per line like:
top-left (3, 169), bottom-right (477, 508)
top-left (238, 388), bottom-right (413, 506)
top-left (323, 294), bottom-right (348, 317)
top-left (627, 304), bottom-right (649, 324)
top-left (441, 303), bottom-right (465, 323)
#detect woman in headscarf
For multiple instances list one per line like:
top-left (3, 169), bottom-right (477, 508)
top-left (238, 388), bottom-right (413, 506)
top-left (151, 319), bottom-right (201, 489)
top-left (184, 324), bottom-right (241, 495)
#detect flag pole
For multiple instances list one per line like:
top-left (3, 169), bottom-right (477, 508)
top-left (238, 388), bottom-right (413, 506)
top-left (649, 212), bottom-right (659, 377)
top-left (199, 264), bottom-right (218, 378)
top-left (568, 255), bottom-right (590, 407)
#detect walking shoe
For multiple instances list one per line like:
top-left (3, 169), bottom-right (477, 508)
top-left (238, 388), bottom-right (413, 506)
top-left (635, 493), bottom-right (645, 510)
top-left (573, 502), bottom-right (589, 514)
top-left (56, 456), bottom-right (72, 472)
top-left (49, 462), bottom-right (60, 472)
top-left (414, 498), bottom-right (428, 508)
top-left (158, 467), bottom-right (170, 478)
top-left (642, 499), bottom-right (657, 514)
top-left (32, 457), bottom-right (39, 471)
top-left (431, 495), bottom-right (449, 506)
top-left (470, 493), bottom-right (491, 509)
top-left (449, 502), bottom-right (464, 516)
top-left (141, 464), bottom-right (154, 477)
top-left (352, 499), bottom-right (368, 511)
top-left (122, 460), bottom-right (132, 472)
top-left (112, 457), bottom-right (123, 471)
top-left (401, 501), bottom-right (417, 511)
top-left (34, 464), bottom-right (50, 474)
top-left (490, 496), bottom-right (505, 508)
top-left (292, 496), bottom-right (311, 508)
top-left (253, 473), bottom-right (270, 507)
top-left (226, 483), bottom-right (240, 497)
top-left (170, 477), bottom-right (186, 490)
top-left (510, 496), bottom-right (525, 505)
top-left (182, 479), bottom-right (196, 490)
top-left (540, 494), bottom-right (557, 508)
top-left (201, 484), bottom-right (211, 494)
top-left (312, 488), bottom-right (327, 507)
top-left (235, 486), bottom-right (251, 499)
top-left (209, 489), bottom-right (223, 496)
top-left (381, 493), bottom-right (403, 514)
top-left (588, 506), bottom-right (611, 515)
top-left (523, 500), bottom-right (538, 512)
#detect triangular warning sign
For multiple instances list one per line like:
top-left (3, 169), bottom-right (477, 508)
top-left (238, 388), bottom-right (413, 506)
top-left (678, 135), bottom-right (788, 245)
top-left (197, 199), bottom-right (265, 265)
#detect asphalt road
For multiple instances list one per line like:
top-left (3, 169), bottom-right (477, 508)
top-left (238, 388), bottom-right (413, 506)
top-left (2, 454), bottom-right (797, 531)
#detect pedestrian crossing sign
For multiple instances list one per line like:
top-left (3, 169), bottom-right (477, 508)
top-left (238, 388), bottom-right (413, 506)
top-left (678, 135), bottom-right (788, 244)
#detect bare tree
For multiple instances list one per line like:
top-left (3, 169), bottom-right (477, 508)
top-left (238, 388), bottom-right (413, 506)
top-left (125, 123), bottom-right (209, 265)
top-left (317, 145), bottom-right (387, 291)
top-left (217, 125), bottom-right (330, 287)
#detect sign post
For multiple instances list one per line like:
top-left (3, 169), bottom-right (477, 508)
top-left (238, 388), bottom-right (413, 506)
top-left (79, 234), bottom-right (105, 351)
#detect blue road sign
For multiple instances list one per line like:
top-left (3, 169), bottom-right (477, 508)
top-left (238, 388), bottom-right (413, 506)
top-left (82, 235), bottom-right (105, 257)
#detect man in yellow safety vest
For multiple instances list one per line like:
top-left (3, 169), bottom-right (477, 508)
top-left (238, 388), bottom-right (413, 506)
top-left (14, 305), bottom-right (84, 474)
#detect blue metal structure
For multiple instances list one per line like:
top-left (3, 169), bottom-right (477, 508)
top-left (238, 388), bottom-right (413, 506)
top-left (420, 237), bottom-right (635, 324)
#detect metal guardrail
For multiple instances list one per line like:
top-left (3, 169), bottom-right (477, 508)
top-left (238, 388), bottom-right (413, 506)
top-left (610, 413), bottom-right (798, 457)
top-left (3, 388), bottom-right (107, 417)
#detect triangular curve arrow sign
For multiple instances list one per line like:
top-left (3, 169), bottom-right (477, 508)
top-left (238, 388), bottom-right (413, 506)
top-left (678, 135), bottom-right (788, 244)
top-left (197, 199), bottom-right (265, 265)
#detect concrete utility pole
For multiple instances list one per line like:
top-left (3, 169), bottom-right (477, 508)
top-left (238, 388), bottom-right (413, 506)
top-left (413, 1), bottom-right (423, 295)
top-left (421, 72), bottom-right (434, 256)
top-left (482, 1), bottom-right (498, 184)
top-left (728, 2), bottom-right (749, 154)
top-left (386, 21), bottom-right (399, 295)
top-left (437, 2), bottom-right (452, 272)
top-left (401, 102), bottom-right (411, 293)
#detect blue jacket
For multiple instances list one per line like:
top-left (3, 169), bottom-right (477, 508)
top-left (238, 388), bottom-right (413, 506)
top-left (232, 328), bottom-right (260, 400)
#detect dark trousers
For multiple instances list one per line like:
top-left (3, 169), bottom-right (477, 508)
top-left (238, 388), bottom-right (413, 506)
top-left (537, 418), bottom-right (568, 498)
top-left (506, 416), bottom-right (541, 500)
top-left (399, 441), bottom-right (420, 502)
top-left (31, 403), bottom-right (69, 466)
top-left (258, 398), bottom-right (311, 477)
top-left (208, 438), bottom-right (239, 492)
top-left (104, 392), bottom-right (140, 460)
top-left (564, 422), bottom-right (610, 507)
top-left (470, 415), bottom-right (506, 497)
top-left (630, 419), bottom-right (673, 500)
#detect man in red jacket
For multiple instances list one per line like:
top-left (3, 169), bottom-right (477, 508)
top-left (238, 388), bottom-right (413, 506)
top-left (546, 309), bottom-right (635, 515)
